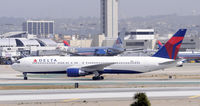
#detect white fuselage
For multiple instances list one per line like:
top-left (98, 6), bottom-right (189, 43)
top-left (11, 56), bottom-right (176, 74)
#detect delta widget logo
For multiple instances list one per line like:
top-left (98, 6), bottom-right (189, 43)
top-left (33, 59), bottom-right (37, 63)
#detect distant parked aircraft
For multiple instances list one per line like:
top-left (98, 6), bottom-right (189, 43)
top-left (63, 36), bottom-right (124, 56)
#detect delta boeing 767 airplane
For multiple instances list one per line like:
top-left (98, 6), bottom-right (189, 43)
top-left (11, 29), bottom-right (187, 80)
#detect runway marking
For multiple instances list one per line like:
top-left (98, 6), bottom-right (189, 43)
top-left (189, 95), bottom-right (200, 99)
top-left (63, 98), bottom-right (80, 102)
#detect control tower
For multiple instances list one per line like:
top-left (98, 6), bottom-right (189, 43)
top-left (100, 0), bottom-right (118, 39)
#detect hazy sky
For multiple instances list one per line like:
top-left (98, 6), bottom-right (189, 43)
top-left (0, 0), bottom-right (200, 18)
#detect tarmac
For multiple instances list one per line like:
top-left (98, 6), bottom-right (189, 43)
top-left (0, 87), bottom-right (200, 106)
top-left (0, 63), bottom-right (199, 105)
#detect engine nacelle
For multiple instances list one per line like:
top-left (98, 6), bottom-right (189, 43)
top-left (176, 61), bottom-right (183, 67)
top-left (67, 68), bottom-right (86, 77)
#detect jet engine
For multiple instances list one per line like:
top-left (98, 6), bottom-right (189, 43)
top-left (67, 68), bottom-right (86, 77)
top-left (176, 61), bottom-right (183, 67)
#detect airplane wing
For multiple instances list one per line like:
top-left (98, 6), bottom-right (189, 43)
top-left (80, 62), bottom-right (115, 72)
top-left (158, 60), bottom-right (176, 65)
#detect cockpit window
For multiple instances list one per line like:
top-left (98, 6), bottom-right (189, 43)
top-left (15, 39), bottom-right (24, 47)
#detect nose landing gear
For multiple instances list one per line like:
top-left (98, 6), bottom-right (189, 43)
top-left (23, 72), bottom-right (28, 80)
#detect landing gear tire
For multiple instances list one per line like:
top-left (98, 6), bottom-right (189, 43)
top-left (92, 77), bottom-right (96, 80)
top-left (92, 76), bottom-right (104, 80)
top-left (24, 77), bottom-right (28, 80)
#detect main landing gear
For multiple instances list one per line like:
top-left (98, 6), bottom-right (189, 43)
top-left (92, 71), bottom-right (104, 80)
top-left (92, 76), bottom-right (104, 80)
top-left (23, 72), bottom-right (28, 80)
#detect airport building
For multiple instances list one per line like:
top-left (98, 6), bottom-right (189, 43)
top-left (125, 29), bottom-right (155, 40)
top-left (69, 39), bottom-right (92, 48)
top-left (124, 40), bottom-right (153, 50)
top-left (0, 38), bottom-right (58, 57)
top-left (91, 34), bottom-right (105, 47)
top-left (0, 31), bottom-right (27, 38)
top-left (0, 32), bottom-right (61, 64)
top-left (69, 35), bottom-right (92, 48)
top-left (100, 0), bottom-right (118, 38)
top-left (22, 20), bottom-right (54, 38)
top-left (123, 29), bottom-right (156, 50)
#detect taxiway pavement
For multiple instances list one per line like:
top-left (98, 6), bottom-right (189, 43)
top-left (0, 87), bottom-right (199, 102)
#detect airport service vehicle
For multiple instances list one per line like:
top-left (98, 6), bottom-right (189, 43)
top-left (11, 29), bottom-right (187, 80)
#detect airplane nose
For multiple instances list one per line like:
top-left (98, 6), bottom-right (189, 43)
top-left (11, 63), bottom-right (20, 71)
top-left (11, 63), bottom-right (16, 69)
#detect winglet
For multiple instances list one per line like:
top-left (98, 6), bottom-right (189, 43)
top-left (113, 29), bottom-right (125, 49)
top-left (112, 36), bottom-right (124, 49)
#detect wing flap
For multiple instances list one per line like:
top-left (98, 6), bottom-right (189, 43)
top-left (81, 62), bottom-right (115, 72)
top-left (159, 61), bottom-right (176, 65)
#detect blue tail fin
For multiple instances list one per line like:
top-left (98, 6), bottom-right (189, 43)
top-left (153, 29), bottom-right (187, 60)
top-left (113, 29), bottom-right (125, 49)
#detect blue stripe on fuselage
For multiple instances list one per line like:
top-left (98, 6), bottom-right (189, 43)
top-left (28, 71), bottom-right (66, 74)
top-left (25, 70), bottom-right (142, 74)
top-left (100, 69), bottom-right (142, 74)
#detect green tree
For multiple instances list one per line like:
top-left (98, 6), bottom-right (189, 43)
top-left (131, 92), bottom-right (151, 106)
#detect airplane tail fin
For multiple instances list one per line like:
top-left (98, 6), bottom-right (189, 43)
top-left (113, 37), bottom-right (123, 49)
top-left (63, 40), bottom-right (70, 46)
top-left (153, 29), bottom-right (187, 60)
top-left (157, 40), bottom-right (163, 49)
top-left (113, 28), bottom-right (125, 50)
